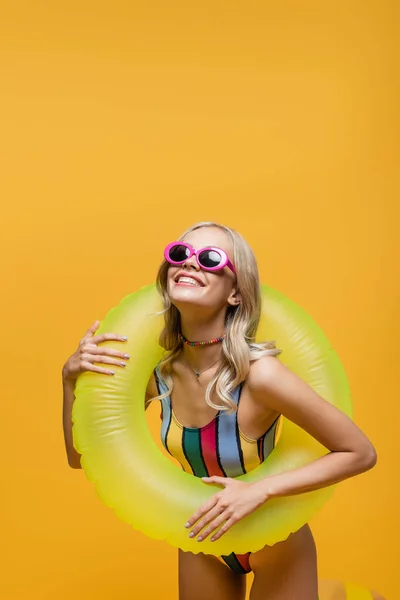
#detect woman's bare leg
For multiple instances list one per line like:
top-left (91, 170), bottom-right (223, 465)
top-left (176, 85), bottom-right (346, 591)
top-left (249, 524), bottom-right (318, 600)
top-left (178, 549), bottom-right (246, 600)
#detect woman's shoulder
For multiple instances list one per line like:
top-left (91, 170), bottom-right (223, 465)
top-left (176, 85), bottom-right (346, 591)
top-left (247, 355), bottom-right (283, 392)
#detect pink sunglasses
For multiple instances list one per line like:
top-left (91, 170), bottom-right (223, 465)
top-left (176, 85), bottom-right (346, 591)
top-left (164, 241), bottom-right (236, 274)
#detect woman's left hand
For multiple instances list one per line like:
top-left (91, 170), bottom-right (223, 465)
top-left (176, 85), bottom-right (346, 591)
top-left (185, 476), bottom-right (268, 542)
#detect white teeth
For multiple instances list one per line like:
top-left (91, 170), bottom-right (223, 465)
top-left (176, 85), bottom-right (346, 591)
top-left (177, 277), bottom-right (201, 286)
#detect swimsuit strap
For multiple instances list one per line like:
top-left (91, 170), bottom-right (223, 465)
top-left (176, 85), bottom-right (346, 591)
top-left (154, 366), bottom-right (172, 448)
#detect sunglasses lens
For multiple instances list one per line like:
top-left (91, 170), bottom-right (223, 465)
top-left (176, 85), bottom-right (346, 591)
top-left (168, 244), bottom-right (191, 263)
top-left (198, 249), bottom-right (223, 269)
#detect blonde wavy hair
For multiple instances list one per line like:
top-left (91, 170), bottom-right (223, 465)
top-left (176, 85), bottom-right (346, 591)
top-left (152, 221), bottom-right (282, 413)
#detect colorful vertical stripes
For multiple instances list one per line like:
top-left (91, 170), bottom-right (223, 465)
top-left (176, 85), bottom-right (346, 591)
top-left (155, 365), bottom-right (280, 479)
top-left (198, 417), bottom-right (226, 477)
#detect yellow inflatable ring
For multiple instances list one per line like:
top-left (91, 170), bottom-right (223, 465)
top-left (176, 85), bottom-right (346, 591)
top-left (72, 283), bottom-right (353, 555)
top-left (319, 580), bottom-right (384, 599)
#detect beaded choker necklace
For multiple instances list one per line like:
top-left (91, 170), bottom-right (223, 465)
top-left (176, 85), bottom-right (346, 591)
top-left (179, 333), bottom-right (225, 347)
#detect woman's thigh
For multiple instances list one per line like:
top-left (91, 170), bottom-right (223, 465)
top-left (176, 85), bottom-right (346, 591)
top-left (249, 524), bottom-right (318, 600)
top-left (178, 549), bottom-right (246, 600)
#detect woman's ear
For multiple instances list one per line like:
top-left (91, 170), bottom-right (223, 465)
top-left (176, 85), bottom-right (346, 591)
top-left (227, 287), bottom-right (241, 307)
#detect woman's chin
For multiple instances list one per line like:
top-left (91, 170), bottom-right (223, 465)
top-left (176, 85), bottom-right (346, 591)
top-left (169, 289), bottom-right (210, 311)
top-left (169, 284), bottom-right (204, 299)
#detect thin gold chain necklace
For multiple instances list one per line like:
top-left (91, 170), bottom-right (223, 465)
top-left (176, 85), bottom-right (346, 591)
top-left (183, 357), bottom-right (220, 382)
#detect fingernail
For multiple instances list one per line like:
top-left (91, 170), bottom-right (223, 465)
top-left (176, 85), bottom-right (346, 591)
top-left (184, 522), bottom-right (190, 528)
top-left (121, 336), bottom-right (128, 341)
top-left (109, 371), bottom-right (115, 375)
top-left (120, 362), bottom-right (127, 367)
top-left (189, 532), bottom-right (194, 538)
top-left (211, 537), bottom-right (215, 542)
top-left (197, 536), bottom-right (202, 542)
top-left (124, 354), bottom-right (130, 359)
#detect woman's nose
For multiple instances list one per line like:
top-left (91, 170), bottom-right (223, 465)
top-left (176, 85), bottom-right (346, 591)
top-left (183, 254), bottom-right (200, 270)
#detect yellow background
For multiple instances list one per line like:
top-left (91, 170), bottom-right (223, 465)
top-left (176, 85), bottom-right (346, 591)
top-left (1, 1), bottom-right (398, 598)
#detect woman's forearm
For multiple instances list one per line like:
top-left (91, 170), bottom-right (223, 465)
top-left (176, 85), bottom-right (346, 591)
top-left (62, 372), bottom-right (82, 469)
top-left (258, 447), bottom-right (377, 500)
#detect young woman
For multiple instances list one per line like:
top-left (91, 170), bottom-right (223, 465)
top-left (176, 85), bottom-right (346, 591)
top-left (62, 221), bottom-right (377, 600)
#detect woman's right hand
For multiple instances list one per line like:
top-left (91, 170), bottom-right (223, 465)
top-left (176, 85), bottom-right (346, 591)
top-left (62, 320), bottom-right (130, 382)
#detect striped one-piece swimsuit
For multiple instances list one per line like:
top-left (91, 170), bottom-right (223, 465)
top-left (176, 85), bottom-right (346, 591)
top-left (154, 365), bottom-right (281, 575)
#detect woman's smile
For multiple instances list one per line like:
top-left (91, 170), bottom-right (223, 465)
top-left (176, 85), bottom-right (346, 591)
top-left (174, 271), bottom-right (206, 287)
top-left (175, 276), bottom-right (204, 287)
